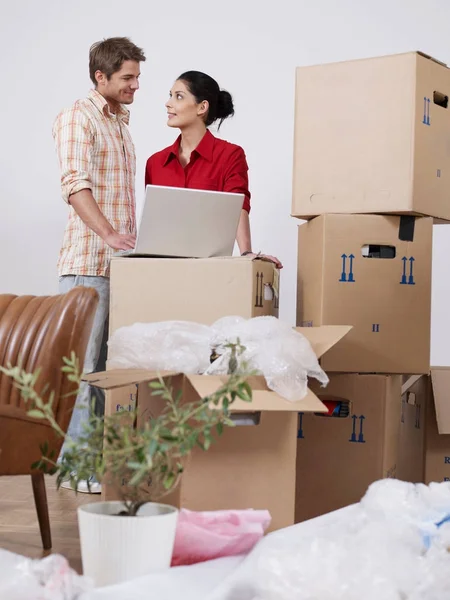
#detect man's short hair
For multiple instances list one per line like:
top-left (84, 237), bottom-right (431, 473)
top-left (89, 37), bottom-right (146, 84)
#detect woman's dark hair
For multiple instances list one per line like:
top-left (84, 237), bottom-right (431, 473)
top-left (177, 71), bottom-right (234, 129)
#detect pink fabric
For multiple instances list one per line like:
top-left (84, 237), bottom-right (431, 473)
top-left (171, 509), bottom-right (271, 566)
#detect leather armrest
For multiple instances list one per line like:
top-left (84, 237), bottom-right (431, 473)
top-left (0, 405), bottom-right (62, 475)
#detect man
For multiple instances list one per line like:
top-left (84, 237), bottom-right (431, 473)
top-left (53, 37), bottom-right (146, 492)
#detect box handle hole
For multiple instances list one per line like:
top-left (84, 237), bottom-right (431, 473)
top-left (315, 398), bottom-right (350, 418)
top-left (362, 245), bottom-right (396, 259)
top-left (434, 91), bottom-right (448, 108)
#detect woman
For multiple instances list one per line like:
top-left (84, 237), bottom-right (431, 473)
top-left (145, 71), bottom-right (282, 268)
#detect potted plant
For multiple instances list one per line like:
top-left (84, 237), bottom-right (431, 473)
top-left (1, 342), bottom-right (253, 587)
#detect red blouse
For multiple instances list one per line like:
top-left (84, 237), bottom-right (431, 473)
top-left (145, 130), bottom-right (251, 213)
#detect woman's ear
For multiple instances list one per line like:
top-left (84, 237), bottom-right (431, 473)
top-left (197, 100), bottom-right (209, 117)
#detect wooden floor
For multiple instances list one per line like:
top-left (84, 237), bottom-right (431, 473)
top-left (0, 475), bottom-right (100, 573)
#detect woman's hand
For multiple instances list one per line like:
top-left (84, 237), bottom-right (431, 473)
top-left (242, 252), bottom-right (283, 269)
top-left (259, 253), bottom-right (283, 269)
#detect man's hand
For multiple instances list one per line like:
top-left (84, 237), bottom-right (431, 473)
top-left (104, 232), bottom-right (136, 251)
top-left (69, 190), bottom-right (136, 250)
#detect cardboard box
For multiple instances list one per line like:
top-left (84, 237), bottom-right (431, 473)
top-left (295, 373), bottom-right (402, 523)
top-left (399, 370), bottom-right (450, 483)
top-left (292, 51), bottom-right (450, 221)
top-left (109, 256), bottom-right (280, 333)
top-left (297, 214), bottom-right (432, 373)
top-left (87, 325), bottom-right (351, 532)
top-left (105, 255), bottom-right (280, 419)
top-left (398, 375), bottom-right (427, 483)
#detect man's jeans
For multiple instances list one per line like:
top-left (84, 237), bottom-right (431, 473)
top-left (58, 275), bottom-right (110, 453)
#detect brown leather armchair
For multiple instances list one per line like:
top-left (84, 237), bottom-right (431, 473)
top-left (0, 286), bottom-right (99, 550)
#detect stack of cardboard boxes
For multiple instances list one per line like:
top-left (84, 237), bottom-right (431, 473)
top-left (292, 51), bottom-right (450, 521)
top-left (88, 50), bottom-right (450, 532)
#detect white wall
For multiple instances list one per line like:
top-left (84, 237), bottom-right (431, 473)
top-left (1, 0), bottom-right (450, 363)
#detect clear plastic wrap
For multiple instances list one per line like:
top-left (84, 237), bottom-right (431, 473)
top-left (221, 479), bottom-right (450, 600)
top-left (107, 321), bottom-right (212, 374)
top-left (0, 551), bottom-right (92, 599)
top-left (206, 316), bottom-right (329, 401)
top-left (107, 316), bottom-right (329, 401)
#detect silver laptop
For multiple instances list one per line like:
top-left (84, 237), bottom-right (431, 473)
top-left (116, 185), bottom-right (244, 258)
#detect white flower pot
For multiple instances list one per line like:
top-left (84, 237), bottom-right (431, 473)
top-left (77, 501), bottom-right (178, 587)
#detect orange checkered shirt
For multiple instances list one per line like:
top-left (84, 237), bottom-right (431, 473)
top-left (53, 89), bottom-right (136, 277)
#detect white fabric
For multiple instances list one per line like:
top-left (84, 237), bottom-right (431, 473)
top-left (4, 479), bottom-right (450, 599)
top-left (0, 507), bottom-right (353, 600)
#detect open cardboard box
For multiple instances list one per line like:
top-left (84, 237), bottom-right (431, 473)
top-left (295, 372), bottom-right (403, 522)
top-left (399, 369), bottom-right (450, 484)
top-left (84, 325), bottom-right (351, 532)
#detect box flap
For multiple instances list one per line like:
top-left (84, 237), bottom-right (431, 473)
top-left (401, 374), bottom-right (424, 396)
top-left (186, 374), bottom-right (327, 413)
top-left (83, 369), bottom-right (180, 389)
top-left (84, 370), bottom-right (326, 412)
top-left (430, 368), bottom-right (450, 434)
top-left (295, 325), bottom-right (352, 359)
top-left (417, 51), bottom-right (448, 68)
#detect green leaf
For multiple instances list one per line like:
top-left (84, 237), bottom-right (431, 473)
top-left (163, 472), bottom-right (176, 490)
top-left (238, 382), bottom-right (252, 402)
top-left (34, 397), bottom-right (44, 409)
top-left (148, 439), bottom-right (158, 456)
top-left (160, 432), bottom-right (178, 442)
top-left (216, 422), bottom-right (224, 436)
top-left (126, 461), bottom-right (143, 471)
top-left (28, 409), bottom-right (45, 419)
top-left (149, 381), bottom-right (163, 389)
top-left (129, 470), bottom-right (146, 487)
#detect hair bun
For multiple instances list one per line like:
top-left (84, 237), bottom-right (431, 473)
top-left (217, 90), bottom-right (234, 120)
